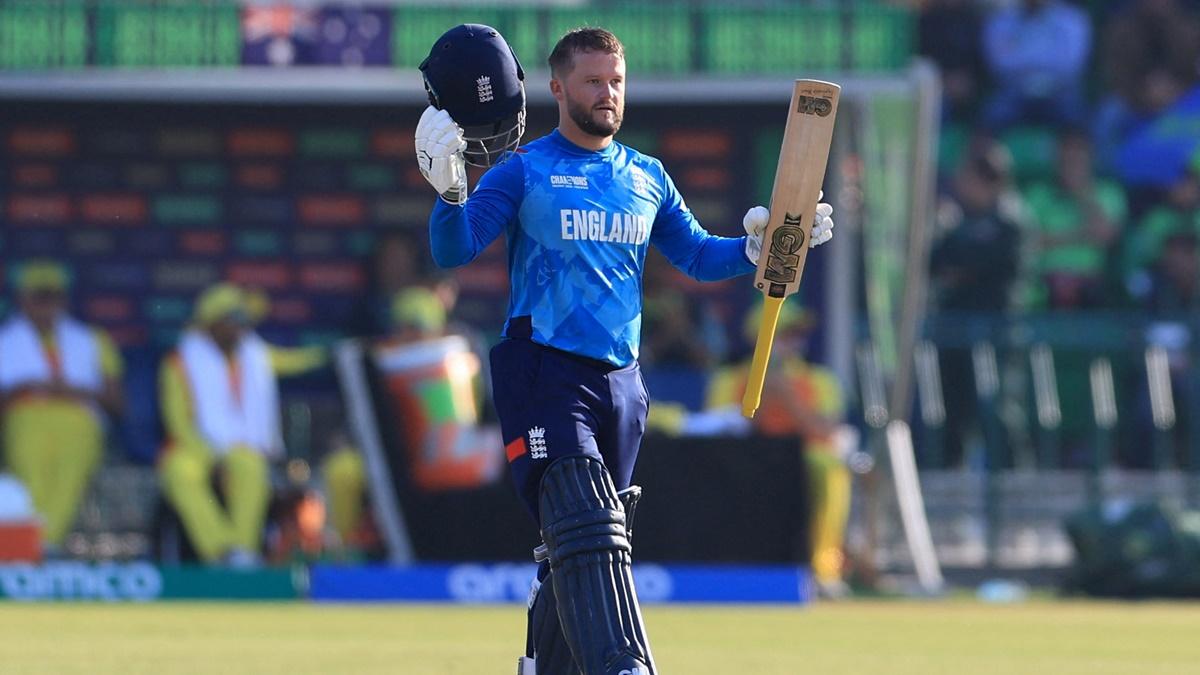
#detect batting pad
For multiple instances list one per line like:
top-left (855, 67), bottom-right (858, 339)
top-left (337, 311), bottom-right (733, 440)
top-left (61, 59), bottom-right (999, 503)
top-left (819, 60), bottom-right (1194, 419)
top-left (539, 456), bottom-right (655, 675)
top-left (526, 568), bottom-right (581, 675)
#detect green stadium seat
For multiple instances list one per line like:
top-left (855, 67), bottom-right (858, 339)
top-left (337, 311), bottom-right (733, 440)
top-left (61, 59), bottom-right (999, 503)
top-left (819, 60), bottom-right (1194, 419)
top-left (938, 123), bottom-right (970, 174)
top-left (1001, 125), bottom-right (1058, 182)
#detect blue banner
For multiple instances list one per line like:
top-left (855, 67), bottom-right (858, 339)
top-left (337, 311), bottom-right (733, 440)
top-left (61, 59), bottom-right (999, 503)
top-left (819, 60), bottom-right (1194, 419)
top-left (309, 563), bottom-right (812, 604)
top-left (0, 563), bottom-right (299, 601)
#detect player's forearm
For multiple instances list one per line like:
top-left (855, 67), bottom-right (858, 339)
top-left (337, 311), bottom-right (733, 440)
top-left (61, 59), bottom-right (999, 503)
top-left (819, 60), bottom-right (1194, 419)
top-left (269, 345), bottom-right (329, 377)
top-left (427, 159), bottom-right (519, 268)
top-left (429, 199), bottom-right (486, 267)
top-left (686, 235), bottom-right (757, 282)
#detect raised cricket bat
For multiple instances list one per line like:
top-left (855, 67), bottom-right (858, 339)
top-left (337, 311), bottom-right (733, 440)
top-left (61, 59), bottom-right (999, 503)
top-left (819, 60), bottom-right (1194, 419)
top-left (742, 79), bottom-right (840, 418)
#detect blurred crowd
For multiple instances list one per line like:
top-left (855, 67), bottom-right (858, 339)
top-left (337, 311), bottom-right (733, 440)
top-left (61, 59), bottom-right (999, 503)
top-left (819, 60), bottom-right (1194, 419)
top-left (9, 1), bottom-right (1200, 582)
top-left (0, 252), bottom-right (470, 566)
top-left (0, 248), bottom-right (852, 585)
top-left (912, 0), bottom-right (1200, 475)
top-left (920, 0), bottom-right (1200, 315)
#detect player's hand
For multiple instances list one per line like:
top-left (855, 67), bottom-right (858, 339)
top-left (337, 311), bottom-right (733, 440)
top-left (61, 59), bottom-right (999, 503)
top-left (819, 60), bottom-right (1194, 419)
top-left (415, 106), bottom-right (468, 205)
top-left (743, 205), bottom-right (771, 264)
top-left (742, 192), bottom-right (835, 264)
top-left (812, 195), bottom-right (834, 247)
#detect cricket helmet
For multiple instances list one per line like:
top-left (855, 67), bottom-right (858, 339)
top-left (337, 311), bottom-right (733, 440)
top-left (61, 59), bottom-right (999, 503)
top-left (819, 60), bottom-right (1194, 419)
top-left (419, 24), bottom-right (526, 167)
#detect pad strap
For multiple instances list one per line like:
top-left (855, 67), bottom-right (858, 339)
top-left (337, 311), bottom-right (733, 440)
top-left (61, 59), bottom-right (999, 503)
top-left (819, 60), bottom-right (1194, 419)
top-left (534, 484), bottom-right (642, 563)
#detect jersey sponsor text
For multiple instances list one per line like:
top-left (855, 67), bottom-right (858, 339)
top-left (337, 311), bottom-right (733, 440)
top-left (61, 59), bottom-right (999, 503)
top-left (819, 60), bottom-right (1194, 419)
top-left (550, 174), bottom-right (589, 189)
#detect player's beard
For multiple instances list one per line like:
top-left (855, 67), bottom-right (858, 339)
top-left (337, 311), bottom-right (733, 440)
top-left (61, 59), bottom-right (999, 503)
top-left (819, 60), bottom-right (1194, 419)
top-left (568, 95), bottom-right (622, 138)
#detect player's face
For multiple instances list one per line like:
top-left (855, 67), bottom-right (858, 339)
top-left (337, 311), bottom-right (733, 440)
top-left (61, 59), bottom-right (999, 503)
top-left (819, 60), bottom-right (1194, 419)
top-left (559, 50), bottom-right (625, 138)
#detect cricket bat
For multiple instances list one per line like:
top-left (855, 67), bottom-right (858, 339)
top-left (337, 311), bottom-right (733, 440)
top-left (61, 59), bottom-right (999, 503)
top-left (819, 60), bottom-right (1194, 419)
top-left (742, 79), bottom-right (840, 418)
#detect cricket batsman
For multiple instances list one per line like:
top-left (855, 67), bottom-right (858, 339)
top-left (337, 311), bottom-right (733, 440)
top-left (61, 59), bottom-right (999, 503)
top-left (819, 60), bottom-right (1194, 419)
top-left (416, 25), bottom-right (834, 674)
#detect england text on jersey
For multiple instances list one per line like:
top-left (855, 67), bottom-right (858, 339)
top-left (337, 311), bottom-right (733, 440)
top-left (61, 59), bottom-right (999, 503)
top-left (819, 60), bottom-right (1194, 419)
top-left (559, 209), bottom-right (650, 245)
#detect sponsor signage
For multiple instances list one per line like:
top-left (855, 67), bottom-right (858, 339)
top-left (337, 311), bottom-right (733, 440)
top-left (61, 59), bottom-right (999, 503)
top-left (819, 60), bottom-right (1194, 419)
top-left (0, 563), bottom-right (299, 602)
top-left (310, 563), bottom-right (811, 604)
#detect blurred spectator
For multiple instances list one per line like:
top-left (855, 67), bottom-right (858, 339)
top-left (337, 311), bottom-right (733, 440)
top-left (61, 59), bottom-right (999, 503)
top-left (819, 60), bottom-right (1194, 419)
top-left (1097, 1), bottom-right (1200, 173)
top-left (349, 230), bottom-right (429, 337)
top-left (242, 285), bottom-right (366, 557)
top-left (0, 261), bottom-right (124, 554)
top-left (981, 0), bottom-right (1091, 130)
top-left (640, 253), bottom-right (727, 369)
top-left (366, 287), bottom-right (502, 493)
top-left (1125, 164), bottom-right (1200, 298)
top-left (318, 288), bottom-right (457, 552)
top-left (1142, 231), bottom-right (1200, 313)
top-left (157, 283), bottom-right (282, 566)
top-left (641, 290), bottom-right (713, 368)
top-left (1115, 80), bottom-right (1200, 190)
top-left (384, 286), bottom-right (449, 345)
top-left (265, 474), bottom-right (327, 565)
top-left (243, 286), bottom-right (330, 375)
top-left (1103, 0), bottom-right (1200, 108)
top-left (319, 432), bottom-right (369, 558)
top-left (1019, 130), bottom-right (1129, 468)
top-left (929, 144), bottom-right (1025, 467)
top-left (320, 288), bottom-right (450, 536)
top-left (918, 0), bottom-right (986, 123)
top-left (930, 143), bottom-right (1024, 312)
top-left (1024, 129), bottom-right (1127, 310)
top-left (707, 304), bottom-right (851, 597)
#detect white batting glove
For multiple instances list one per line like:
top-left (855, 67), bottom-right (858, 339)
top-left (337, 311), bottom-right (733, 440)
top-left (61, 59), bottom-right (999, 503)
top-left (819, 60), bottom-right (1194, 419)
top-left (743, 205), bottom-right (771, 264)
top-left (812, 196), bottom-right (835, 247)
top-left (743, 191), bottom-right (835, 264)
top-left (415, 106), bottom-right (468, 205)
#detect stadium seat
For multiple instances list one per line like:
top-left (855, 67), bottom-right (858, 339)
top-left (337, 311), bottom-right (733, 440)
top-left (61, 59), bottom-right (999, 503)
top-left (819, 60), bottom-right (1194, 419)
top-left (938, 122), bottom-right (969, 174)
top-left (1001, 125), bottom-right (1058, 182)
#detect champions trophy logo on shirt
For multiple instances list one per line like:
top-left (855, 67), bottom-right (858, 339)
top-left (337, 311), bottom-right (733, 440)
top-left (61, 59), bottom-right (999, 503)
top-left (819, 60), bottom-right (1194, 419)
top-left (476, 75), bottom-right (494, 103)
top-left (527, 426), bottom-right (548, 460)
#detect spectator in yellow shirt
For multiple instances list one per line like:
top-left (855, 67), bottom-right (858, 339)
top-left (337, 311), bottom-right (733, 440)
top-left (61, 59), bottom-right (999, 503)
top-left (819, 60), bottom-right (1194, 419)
top-left (243, 285), bottom-right (366, 554)
top-left (242, 287), bottom-right (330, 376)
top-left (158, 283), bottom-right (287, 566)
top-left (0, 261), bottom-right (124, 552)
top-left (707, 303), bottom-right (852, 597)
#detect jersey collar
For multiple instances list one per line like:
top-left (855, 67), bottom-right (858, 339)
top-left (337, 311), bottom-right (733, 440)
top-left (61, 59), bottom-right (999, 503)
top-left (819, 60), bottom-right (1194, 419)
top-left (549, 129), bottom-right (618, 159)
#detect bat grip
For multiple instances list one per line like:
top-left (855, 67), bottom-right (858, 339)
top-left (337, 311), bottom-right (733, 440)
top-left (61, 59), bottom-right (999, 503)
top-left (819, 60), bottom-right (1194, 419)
top-left (741, 296), bottom-right (786, 418)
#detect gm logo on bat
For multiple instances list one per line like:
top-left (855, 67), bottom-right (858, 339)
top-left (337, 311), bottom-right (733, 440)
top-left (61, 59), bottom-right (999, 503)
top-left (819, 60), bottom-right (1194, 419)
top-left (797, 95), bottom-right (833, 116)
top-left (763, 213), bottom-right (806, 297)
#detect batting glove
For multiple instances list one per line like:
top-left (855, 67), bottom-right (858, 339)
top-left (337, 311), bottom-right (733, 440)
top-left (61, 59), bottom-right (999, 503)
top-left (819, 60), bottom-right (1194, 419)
top-left (743, 191), bottom-right (835, 264)
top-left (415, 106), bottom-right (468, 205)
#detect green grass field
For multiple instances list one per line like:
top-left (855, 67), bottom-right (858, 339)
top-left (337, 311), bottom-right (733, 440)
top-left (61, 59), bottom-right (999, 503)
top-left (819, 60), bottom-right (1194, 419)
top-left (1, 600), bottom-right (1197, 674)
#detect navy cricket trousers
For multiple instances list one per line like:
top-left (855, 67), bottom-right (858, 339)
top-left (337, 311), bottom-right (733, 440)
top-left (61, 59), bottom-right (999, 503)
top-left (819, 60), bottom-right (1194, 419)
top-left (489, 337), bottom-right (649, 521)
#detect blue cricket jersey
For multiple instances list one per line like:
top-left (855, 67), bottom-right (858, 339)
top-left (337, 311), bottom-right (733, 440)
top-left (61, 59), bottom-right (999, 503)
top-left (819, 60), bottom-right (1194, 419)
top-left (430, 129), bottom-right (754, 367)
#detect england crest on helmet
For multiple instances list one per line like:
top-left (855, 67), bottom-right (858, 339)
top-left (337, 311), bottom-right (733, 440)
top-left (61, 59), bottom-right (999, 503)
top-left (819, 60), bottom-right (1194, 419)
top-left (419, 24), bottom-right (526, 167)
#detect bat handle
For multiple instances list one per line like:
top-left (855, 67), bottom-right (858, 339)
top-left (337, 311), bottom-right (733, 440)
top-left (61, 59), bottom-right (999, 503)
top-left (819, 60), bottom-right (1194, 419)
top-left (742, 295), bottom-right (786, 419)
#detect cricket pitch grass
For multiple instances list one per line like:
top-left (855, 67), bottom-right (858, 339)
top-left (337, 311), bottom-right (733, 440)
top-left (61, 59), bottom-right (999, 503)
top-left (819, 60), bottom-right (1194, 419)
top-left (1, 600), bottom-right (1196, 674)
